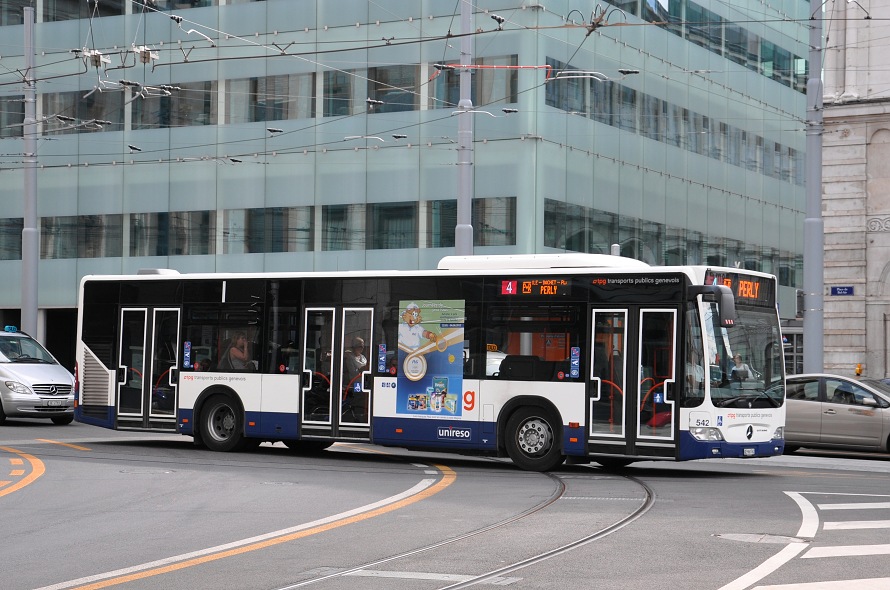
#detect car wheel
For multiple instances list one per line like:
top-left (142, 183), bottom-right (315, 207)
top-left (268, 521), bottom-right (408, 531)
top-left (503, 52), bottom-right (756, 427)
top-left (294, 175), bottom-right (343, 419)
top-left (51, 415), bottom-right (73, 425)
top-left (0, 403), bottom-right (6, 425)
top-left (200, 395), bottom-right (245, 452)
top-left (505, 407), bottom-right (565, 472)
top-left (783, 445), bottom-right (799, 454)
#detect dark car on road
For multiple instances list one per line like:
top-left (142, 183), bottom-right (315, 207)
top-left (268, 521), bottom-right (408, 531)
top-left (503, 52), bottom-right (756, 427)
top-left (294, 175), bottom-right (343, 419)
top-left (784, 373), bottom-right (890, 453)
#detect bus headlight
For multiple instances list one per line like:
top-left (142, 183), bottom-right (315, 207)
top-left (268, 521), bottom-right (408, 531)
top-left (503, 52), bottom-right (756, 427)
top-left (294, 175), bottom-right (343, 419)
top-left (774, 427), bottom-right (784, 440)
top-left (690, 427), bottom-right (724, 441)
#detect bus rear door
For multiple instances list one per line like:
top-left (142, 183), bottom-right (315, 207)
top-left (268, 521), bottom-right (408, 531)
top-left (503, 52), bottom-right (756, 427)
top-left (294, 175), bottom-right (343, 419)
top-left (116, 307), bottom-right (180, 431)
top-left (300, 307), bottom-right (373, 441)
top-left (588, 306), bottom-right (679, 460)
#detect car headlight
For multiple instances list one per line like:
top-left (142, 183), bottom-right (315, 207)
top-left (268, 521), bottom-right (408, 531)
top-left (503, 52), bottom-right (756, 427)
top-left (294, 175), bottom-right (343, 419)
top-left (774, 427), bottom-right (784, 440)
top-left (4, 381), bottom-right (32, 395)
top-left (690, 427), bottom-right (725, 441)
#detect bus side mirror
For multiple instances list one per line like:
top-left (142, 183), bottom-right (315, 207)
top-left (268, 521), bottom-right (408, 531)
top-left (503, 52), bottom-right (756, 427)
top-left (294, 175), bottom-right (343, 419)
top-left (688, 285), bottom-right (737, 328)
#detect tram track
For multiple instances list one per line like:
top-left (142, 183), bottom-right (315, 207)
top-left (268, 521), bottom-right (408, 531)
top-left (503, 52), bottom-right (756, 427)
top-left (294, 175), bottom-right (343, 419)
top-left (276, 465), bottom-right (655, 590)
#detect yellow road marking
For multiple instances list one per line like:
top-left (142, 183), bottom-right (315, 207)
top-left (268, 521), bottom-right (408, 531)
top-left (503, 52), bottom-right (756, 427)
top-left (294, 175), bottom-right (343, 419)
top-left (10, 458), bottom-right (23, 465)
top-left (9, 469), bottom-right (24, 476)
top-left (0, 447), bottom-right (45, 498)
top-left (36, 439), bottom-right (92, 451)
top-left (71, 463), bottom-right (457, 590)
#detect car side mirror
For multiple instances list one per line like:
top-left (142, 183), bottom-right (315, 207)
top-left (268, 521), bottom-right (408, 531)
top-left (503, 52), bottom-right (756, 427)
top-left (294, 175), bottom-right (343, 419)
top-left (862, 397), bottom-right (877, 407)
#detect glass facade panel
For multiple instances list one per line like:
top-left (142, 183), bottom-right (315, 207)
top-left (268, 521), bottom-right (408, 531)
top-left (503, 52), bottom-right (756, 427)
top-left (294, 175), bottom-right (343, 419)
top-left (0, 96), bottom-right (24, 138)
top-left (368, 203), bottom-right (417, 249)
top-left (132, 82), bottom-right (218, 129)
top-left (0, 219), bottom-right (23, 261)
top-left (42, 91), bottom-right (124, 135)
top-left (131, 212), bottom-right (214, 257)
top-left (368, 66), bottom-right (418, 113)
top-left (226, 74), bottom-right (315, 124)
top-left (224, 207), bottom-right (313, 254)
top-left (42, 214), bottom-right (122, 259)
top-left (44, 0), bottom-right (123, 22)
top-left (430, 56), bottom-right (519, 109)
top-left (323, 71), bottom-right (355, 117)
top-left (322, 204), bottom-right (366, 251)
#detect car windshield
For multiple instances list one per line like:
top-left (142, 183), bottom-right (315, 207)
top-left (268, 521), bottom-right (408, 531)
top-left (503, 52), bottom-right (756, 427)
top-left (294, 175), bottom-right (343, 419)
top-left (702, 303), bottom-right (785, 408)
top-left (0, 335), bottom-right (57, 364)
top-left (859, 379), bottom-right (890, 398)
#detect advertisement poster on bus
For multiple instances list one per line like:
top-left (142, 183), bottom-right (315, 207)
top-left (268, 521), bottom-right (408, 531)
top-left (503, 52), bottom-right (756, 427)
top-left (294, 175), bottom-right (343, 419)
top-left (396, 299), bottom-right (465, 417)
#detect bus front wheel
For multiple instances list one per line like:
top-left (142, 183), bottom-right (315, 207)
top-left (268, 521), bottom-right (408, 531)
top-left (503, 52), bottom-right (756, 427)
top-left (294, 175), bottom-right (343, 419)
top-left (505, 407), bottom-right (565, 472)
top-left (201, 395), bottom-right (245, 452)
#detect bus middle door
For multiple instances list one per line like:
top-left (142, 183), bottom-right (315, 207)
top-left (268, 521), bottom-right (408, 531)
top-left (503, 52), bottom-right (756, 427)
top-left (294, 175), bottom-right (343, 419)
top-left (587, 306), bottom-right (679, 460)
top-left (116, 307), bottom-right (180, 431)
top-left (300, 307), bottom-right (373, 441)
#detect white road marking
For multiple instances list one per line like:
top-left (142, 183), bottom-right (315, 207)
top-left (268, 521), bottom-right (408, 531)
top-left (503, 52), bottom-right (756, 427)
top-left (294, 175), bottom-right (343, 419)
top-left (716, 544), bottom-right (809, 590)
top-left (818, 502), bottom-right (890, 511)
top-left (345, 570), bottom-right (521, 584)
top-left (752, 578), bottom-right (890, 589)
top-left (823, 520), bottom-right (890, 530)
top-left (803, 544), bottom-right (890, 559)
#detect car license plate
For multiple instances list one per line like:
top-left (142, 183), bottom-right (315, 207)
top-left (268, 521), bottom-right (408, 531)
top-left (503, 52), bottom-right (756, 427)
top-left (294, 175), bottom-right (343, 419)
top-left (45, 399), bottom-right (63, 407)
top-left (743, 447), bottom-right (755, 457)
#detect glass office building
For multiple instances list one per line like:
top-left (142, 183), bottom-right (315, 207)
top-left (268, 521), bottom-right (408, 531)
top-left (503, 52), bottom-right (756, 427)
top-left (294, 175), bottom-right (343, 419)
top-left (0, 0), bottom-right (807, 351)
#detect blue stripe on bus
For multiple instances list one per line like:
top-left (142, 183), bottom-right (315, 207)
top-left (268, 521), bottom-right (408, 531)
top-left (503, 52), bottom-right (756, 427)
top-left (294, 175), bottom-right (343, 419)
top-left (372, 417), bottom-right (497, 450)
top-left (678, 431), bottom-right (784, 460)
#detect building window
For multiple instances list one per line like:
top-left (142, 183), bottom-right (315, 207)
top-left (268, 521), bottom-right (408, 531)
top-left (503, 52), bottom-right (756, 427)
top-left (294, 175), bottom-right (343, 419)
top-left (42, 214), bottom-right (122, 259)
top-left (322, 204), bottom-right (366, 251)
top-left (44, 0), bottom-right (123, 22)
top-left (226, 74), bottom-right (315, 124)
top-left (224, 207), bottom-right (313, 253)
top-left (430, 56), bottom-right (518, 109)
top-left (130, 211), bottom-right (214, 257)
top-left (0, 219), bottom-right (23, 261)
top-left (323, 71), bottom-right (354, 117)
top-left (41, 90), bottom-right (124, 135)
top-left (0, 96), bottom-right (24, 138)
top-left (368, 203), bottom-right (417, 249)
top-left (424, 198), bottom-right (516, 248)
top-left (368, 65), bottom-right (418, 113)
top-left (132, 81), bottom-right (217, 130)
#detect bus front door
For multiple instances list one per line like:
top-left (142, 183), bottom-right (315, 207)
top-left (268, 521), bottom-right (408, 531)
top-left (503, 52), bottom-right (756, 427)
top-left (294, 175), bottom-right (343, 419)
top-left (299, 307), bottom-right (373, 441)
top-left (116, 307), bottom-right (180, 430)
top-left (587, 307), bottom-right (679, 460)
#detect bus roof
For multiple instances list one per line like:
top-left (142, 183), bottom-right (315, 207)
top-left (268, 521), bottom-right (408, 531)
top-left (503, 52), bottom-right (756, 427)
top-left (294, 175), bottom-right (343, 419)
top-left (438, 253), bottom-right (650, 271)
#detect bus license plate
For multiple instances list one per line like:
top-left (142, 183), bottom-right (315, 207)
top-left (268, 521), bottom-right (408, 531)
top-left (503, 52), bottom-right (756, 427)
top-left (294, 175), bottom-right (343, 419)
top-left (743, 448), bottom-right (755, 457)
top-left (45, 399), bottom-right (63, 407)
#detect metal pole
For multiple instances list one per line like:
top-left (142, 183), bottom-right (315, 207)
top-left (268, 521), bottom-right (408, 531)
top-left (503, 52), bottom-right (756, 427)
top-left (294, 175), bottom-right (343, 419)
top-left (22, 6), bottom-right (39, 337)
top-left (803, 2), bottom-right (824, 372)
top-left (454, 0), bottom-right (474, 256)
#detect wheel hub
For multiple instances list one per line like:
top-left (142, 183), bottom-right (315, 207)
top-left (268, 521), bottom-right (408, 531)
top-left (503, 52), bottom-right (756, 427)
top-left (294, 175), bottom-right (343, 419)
top-left (518, 418), bottom-right (551, 455)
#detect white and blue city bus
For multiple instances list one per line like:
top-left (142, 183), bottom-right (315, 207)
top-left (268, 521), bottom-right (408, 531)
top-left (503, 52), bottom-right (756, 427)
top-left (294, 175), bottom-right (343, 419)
top-left (74, 254), bottom-right (786, 471)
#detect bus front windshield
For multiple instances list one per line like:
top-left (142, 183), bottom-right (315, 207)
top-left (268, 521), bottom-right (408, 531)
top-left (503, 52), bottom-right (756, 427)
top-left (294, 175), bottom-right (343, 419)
top-left (703, 303), bottom-right (784, 408)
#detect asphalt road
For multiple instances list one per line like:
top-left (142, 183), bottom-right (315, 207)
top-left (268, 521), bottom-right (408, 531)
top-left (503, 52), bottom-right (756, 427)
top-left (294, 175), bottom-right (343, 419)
top-left (2, 420), bottom-right (889, 590)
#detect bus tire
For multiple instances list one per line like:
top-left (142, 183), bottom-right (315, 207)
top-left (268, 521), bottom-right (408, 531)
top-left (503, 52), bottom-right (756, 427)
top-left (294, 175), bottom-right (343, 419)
top-left (284, 440), bottom-right (334, 453)
top-left (200, 394), bottom-right (245, 452)
top-left (782, 445), bottom-right (799, 454)
top-left (505, 407), bottom-right (565, 472)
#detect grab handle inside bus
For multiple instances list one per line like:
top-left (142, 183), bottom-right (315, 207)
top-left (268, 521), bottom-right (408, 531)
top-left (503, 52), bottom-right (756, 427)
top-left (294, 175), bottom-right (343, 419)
top-left (687, 285), bottom-right (737, 328)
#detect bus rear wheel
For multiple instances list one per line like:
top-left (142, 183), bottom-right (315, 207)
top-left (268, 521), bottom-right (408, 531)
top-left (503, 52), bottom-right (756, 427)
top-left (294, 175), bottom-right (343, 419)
top-left (505, 407), bottom-right (565, 472)
top-left (201, 395), bottom-right (245, 452)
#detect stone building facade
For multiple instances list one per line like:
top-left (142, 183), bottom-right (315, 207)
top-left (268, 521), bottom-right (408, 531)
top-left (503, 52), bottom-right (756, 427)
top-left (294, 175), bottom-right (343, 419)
top-left (822, 0), bottom-right (890, 377)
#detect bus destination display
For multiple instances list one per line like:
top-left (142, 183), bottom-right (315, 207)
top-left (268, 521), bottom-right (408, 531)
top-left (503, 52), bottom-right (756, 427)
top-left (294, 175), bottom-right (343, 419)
top-left (501, 278), bottom-right (570, 297)
top-left (705, 271), bottom-right (774, 307)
